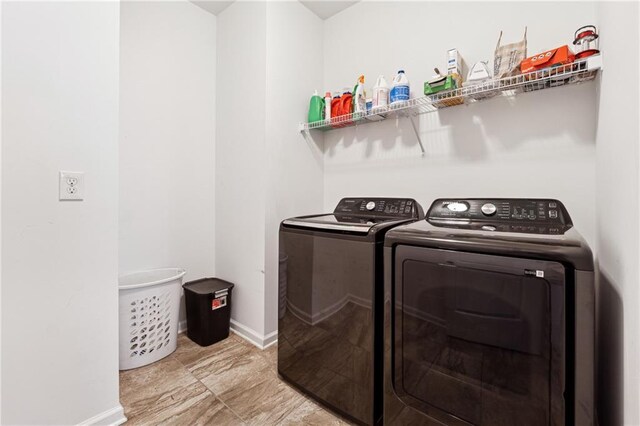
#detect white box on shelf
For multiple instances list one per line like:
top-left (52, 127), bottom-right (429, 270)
top-left (447, 48), bottom-right (468, 79)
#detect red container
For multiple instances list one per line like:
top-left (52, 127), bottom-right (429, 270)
top-left (520, 45), bottom-right (576, 74)
top-left (330, 91), bottom-right (353, 128)
top-left (331, 96), bottom-right (341, 121)
top-left (573, 25), bottom-right (600, 59)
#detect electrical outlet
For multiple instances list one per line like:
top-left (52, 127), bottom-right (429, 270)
top-left (59, 171), bottom-right (84, 201)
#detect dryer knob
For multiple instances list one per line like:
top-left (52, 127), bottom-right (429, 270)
top-left (481, 203), bottom-right (497, 216)
top-left (366, 201), bottom-right (376, 211)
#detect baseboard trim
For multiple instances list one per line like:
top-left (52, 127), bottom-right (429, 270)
top-left (263, 330), bottom-right (278, 348)
top-left (77, 405), bottom-right (126, 426)
top-left (229, 319), bottom-right (278, 350)
top-left (178, 319), bottom-right (188, 334)
top-left (177, 318), bottom-right (277, 350)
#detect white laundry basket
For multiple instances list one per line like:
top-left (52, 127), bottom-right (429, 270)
top-left (118, 268), bottom-right (185, 370)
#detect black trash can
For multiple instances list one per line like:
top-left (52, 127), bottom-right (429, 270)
top-left (183, 278), bottom-right (234, 347)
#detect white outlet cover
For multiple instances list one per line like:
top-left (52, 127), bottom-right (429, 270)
top-left (59, 171), bottom-right (84, 201)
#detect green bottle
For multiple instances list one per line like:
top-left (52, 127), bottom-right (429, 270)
top-left (308, 90), bottom-right (324, 123)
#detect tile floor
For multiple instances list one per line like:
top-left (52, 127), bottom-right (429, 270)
top-left (119, 332), bottom-right (351, 425)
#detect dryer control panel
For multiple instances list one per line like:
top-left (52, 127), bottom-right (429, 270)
top-left (334, 197), bottom-right (424, 219)
top-left (427, 198), bottom-right (572, 234)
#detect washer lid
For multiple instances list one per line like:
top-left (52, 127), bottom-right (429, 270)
top-left (282, 214), bottom-right (390, 234)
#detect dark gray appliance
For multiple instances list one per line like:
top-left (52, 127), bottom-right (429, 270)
top-left (383, 198), bottom-right (595, 426)
top-left (278, 197), bottom-right (424, 425)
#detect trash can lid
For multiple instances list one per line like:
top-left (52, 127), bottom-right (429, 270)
top-left (183, 278), bottom-right (234, 295)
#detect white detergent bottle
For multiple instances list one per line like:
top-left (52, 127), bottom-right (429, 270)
top-left (324, 91), bottom-right (332, 121)
top-left (373, 75), bottom-right (389, 109)
top-left (390, 70), bottom-right (410, 104)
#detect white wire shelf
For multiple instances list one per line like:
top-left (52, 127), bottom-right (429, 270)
top-left (299, 55), bottom-right (602, 133)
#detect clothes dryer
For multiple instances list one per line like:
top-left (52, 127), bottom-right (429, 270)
top-left (383, 198), bottom-right (595, 425)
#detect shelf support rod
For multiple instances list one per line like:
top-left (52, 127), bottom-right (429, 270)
top-left (408, 115), bottom-right (425, 155)
top-left (301, 128), bottom-right (315, 146)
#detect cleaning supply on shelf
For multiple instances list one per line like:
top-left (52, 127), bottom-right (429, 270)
top-left (447, 48), bottom-right (467, 88)
top-left (424, 68), bottom-right (456, 95)
top-left (353, 75), bottom-right (366, 114)
top-left (520, 45), bottom-right (575, 74)
top-left (365, 97), bottom-right (384, 121)
top-left (373, 75), bottom-right (389, 110)
top-left (338, 88), bottom-right (353, 126)
top-left (465, 61), bottom-right (492, 85)
top-left (324, 92), bottom-right (332, 122)
top-left (331, 91), bottom-right (341, 120)
top-left (447, 48), bottom-right (467, 78)
top-left (494, 28), bottom-right (527, 78)
top-left (390, 70), bottom-right (410, 104)
top-left (307, 90), bottom-right (324, 123)
top-left (339, 88), bottom-right (353, 116)
top-left (463, 61), bottom-right (496, 101)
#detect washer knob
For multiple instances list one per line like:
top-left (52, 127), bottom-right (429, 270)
top-left (481, 203), bottom-right (497, 216)
top-left (366, 201), bottom-right (376, 211)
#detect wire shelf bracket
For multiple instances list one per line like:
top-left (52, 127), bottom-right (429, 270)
top-left (408, 115), bottom-right (425, 155)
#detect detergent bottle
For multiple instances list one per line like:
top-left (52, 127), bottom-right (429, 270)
top-left (337, 88), bottom-right (353, 127)
top-left (373, 75), bottom-right (389, 110)
top-left (324, 92), bottom-right (332, 122)
top-left (372, 75), bottom-right (389, 109)
top-left (390, 70), bottom-right (410, 104)
top-left (353, 75), bottom-right (366, 114)
top-left (307, 90), bottom-right (324, 123)
top-left (331, 91), bottom-right (341, 122)
top-left (340, 87), bottom-right (353, 114)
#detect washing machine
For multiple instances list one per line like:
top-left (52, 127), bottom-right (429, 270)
top-left (278, 197), bottom-right (424, 425)
top-left (383, 198), bottom-right (595, 426)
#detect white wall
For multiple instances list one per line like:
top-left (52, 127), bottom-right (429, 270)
top-left (0, 1), bottom-right (3, 422)
top-left (595, 3), bottom-right (640, 426)
top-left (1, 2), bottom-right (122, 424)
top-left (0, 1), bottom-right (4, 422)
top-left (264, 1), bottom-right (324, 336)
top-left (322, 2), bottom-right (598, 249)
top-left (216, 1), bottom-right (268, 340)
top-left (119, 0), bottom-right (217, 325)
top-left (215, 1), bottom-right (324, 343)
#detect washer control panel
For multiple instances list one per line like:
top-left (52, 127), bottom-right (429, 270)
top-left (334, 197), bottom-right (424, 219)
top-left (427, 198), bottom-right (572, 234)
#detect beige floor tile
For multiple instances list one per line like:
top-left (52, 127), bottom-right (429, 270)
top-left (120, 355), bottom-right (198, 414)
top-left (124, 381), bottom-right (236, 425)
top-left (191, 343), bottom-right (270, 396)
top-left (120, 352), bottom-right (245, 425)
top-left (279, 399), bottom-right (350, 425)
top-left (218, 369), bottom-right (306, 425)
top-left (260, 343), bottom-right (277, 370)
top-left (172, 333), bottom-right (248, 370)
top-left (120, 333), bottom-right (356, 426)
top-left (155, 392), bottom-right (244, 426)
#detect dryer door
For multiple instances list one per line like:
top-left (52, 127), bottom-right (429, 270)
top-left (392, 246), bottom-right (566, 425)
